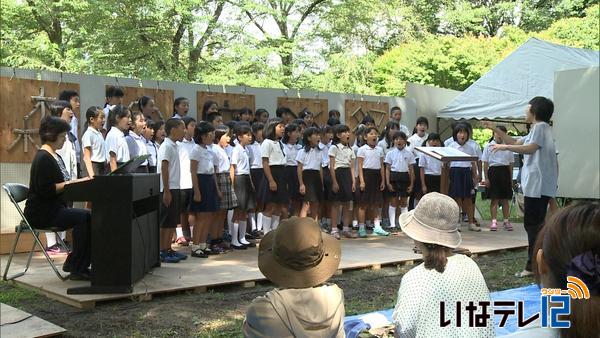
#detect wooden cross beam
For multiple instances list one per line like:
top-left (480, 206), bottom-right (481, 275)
top-left (5, 87), bottom-right (52, 153)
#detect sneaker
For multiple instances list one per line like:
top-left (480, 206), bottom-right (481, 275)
top-left (373, 226), bottom-right (390, 236)
top-left (160, 250), bottom-right (181, 263)
top-left (231, 244), bottom-right (247, 250)
top-left (175, 237), bottom-right (189, 246)
top-left (468, 223), bottom-right (481, 232)
top-left (351, 230), bottom-right (359, 238)
top-left (168, 249), bottom-right (187, 260)
top-left (191, 248), bottom-right (208, 258)
top-left (45, 244), bottom-right (64, 255)
top-left (490, 220), bottom-right (498, 231)
top-left (342, 230), bottom-right (353, 239)
top-left (515, 269), bottom-right (533, 278)
top-left (358, 228), bottom-right (368, 238)
top-left (504, 221), bottom-right (514, 231)
top-left (331, 231), bottom-right (341, 240)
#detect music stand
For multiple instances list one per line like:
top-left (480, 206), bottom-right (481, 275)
top-left (108, 155), bottom-right (151, 176)
top-left (415, 147), bottom-right (478, 195)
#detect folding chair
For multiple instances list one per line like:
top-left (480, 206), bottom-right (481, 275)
top-left (2, 183), bottom-right (70, 281)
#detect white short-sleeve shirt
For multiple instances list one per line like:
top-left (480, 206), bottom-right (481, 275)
top-left (146, 141), bottom-right (159, 167)
top-left (260, 139), bottom-right (286, 166)
top-left (70, 116), bottom-right (81, 164)
top-left (521, 122), bottom-right (558, 198)
top-left (377, 139), bottom-right (395, 156)
top-left (482, 141), bottom-right (515, 167)
top-left (177, 138), bottom-right (195, 189)
top-left (385, 147), bottom-right (415, 173)
top-left (126, 131), bottom-right (149, 165)
top-left (448, 141), bottom-right (477, 168)
top-left (392, 254), bottom-right (495, 338)
top-left (468, 139), bottom-right (482, 160)
top-left (419, 152), bottom-right (442, 176)
top-left (248, 142), bottom-right (263, 169)
top-left (296, 147), bottom-right (322, 171)
top-left (407, 133), bottom-right (428, 156)
top-left (328, 143), bottom-right (355, 169)
top-left (283, 142), bottom-right (301, 167)
top-left (189, 144), bottom-right (215, 174)
top-left (319, 141), bottom-right (331, 168)
top-left (399, 123), bottom-right (410, 136)
top-left (105, 127), bottom-right (130, 163)
top-left (357, 144), bottom-right (384, 170)
top-left (212, 145), bottom-right (231, 174)
top-left (56, 135), bottom-right (77, 180)
top-left (231, 143), bottom-right (251, 175)
top-left (81, 127), bottom-right (106, 163)
top-left (157, 137), bottom-right (180, 192)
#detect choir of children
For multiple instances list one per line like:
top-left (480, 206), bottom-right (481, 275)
top-left (48, 86), bottom-right (508, 263)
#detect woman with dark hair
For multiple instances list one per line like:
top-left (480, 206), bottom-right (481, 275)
top-left (505, 202), bottom-right (599, 337)
top-left (485, 96), bottom-right (558, 278)
top-left (393, 192), bottom-right (494, 337)
top-left (24, 116), bottom-right (92, 280)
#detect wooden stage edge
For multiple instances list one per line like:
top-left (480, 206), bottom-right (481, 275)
top-left (1, 227), bottom-right (529, 309)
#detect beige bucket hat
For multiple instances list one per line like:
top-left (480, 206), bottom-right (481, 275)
top-left (258, 217), bottom-right (341, 288)
top-left (399, 192), bottom-right (462, 248)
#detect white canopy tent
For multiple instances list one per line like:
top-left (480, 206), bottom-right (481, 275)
top-left (438, 38), bottom-right (599, 121)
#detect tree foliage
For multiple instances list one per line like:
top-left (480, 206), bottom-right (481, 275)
top-left (1, 0), bottom-right (598, 95)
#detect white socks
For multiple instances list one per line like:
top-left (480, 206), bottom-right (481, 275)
top-left (271, 215), bottom-right (280, 230)
top-left (45, 233), bottom-right (57, 247)
top-left (400, 207), bottom-right (408, 214)
top-left (231, 222), bottom-right (242, 246)
top-left (176, 227), bottom-right (184, 238)
top-left (374, 219), bottom-right (383, 230)
top-left (352, 220), bottom-right (358, 227)
top-left (45, 231), bottom-right (66, 248)
top-left (227, 209), bottom-right (234, 227)
top-left (257, 212), bottom-right (264, 231)
top-left (249, 213), bottom-right (257, 231)
top-left (239, 221), bottom-right (250, 245)
top-left (263, 215), bottom-right (272, 234)
top-left (388, 206), bottom-right (397, 228)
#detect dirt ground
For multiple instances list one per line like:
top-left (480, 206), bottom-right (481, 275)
top-left (0, 249), bottom-right (533, 337)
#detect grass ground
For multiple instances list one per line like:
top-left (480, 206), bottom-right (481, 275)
top-left (0, 249), bottom-right (534, 337)
top-left (475, 193), bottom-right (523, 223)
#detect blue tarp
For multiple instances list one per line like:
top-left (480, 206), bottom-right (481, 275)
top-left (344, 284), bottom-right (542, 337)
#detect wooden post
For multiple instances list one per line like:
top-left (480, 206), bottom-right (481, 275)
top-left (441, 162), bottom-right (450, 195)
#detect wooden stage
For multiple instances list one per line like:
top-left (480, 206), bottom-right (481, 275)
top-left (0, 225), bottom-right (527, 309)
top-left (1, 303), bottom-right (65, 337)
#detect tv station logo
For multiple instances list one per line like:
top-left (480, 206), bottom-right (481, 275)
top-left (439, 276), bottom-right (590, 329)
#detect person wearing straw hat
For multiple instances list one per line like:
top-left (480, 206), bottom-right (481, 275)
top-left (243, 217), bottom-right (345, 338)
top-left (392, 192), bottom-right (494, 337)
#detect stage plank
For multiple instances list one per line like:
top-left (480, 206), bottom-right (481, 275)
top-left (0, 225), bottom-right (527, 309)
top-left (1, 303), bottom-right (66, 338)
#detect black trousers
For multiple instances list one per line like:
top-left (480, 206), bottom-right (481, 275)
top-left (44, 208), bottom-right (92, 273)
top-left (524, 195), bottom-right (550, 271)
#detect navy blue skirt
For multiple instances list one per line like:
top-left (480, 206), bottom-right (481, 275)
top-left (189, 174), bottom-right (219, 212)
top-left (251, 168), bottom-right (267, 204)
top-left (449, 167), bottom-right (474, 198)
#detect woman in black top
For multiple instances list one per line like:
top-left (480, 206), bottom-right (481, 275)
top-left (24, 116), bottom-right (92, 280)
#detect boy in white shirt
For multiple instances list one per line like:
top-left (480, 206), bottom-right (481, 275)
top-left (158, 118), bottom-right (186, 263)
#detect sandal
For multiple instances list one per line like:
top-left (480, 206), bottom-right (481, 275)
top-left (191, 248), bottom-right (208, 258)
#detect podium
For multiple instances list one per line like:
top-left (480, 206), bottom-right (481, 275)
top-left (415, 147), bottom-right (478, 195)
top-left (64, 174), bottom-right (160, 294)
